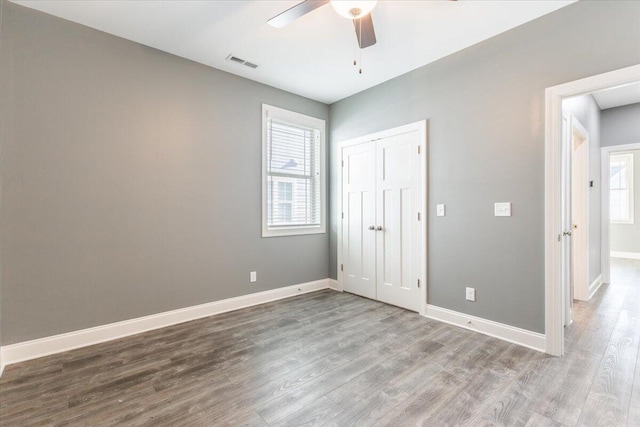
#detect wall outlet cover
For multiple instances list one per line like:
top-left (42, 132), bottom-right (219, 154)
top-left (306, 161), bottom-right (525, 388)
top-left (250, 271), bottom-right (257, 283)
top-left (466, 287), bottom-right (476, 302)
top-left (436, 204), bottom-right (446, 217)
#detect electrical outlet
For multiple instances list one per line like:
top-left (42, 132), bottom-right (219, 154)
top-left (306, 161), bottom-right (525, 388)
top-left (250, 271), bottom-right (257, 283)
top-left (466, 287), bottom-right (476, 302)
top-left (436, 204), bottom-right (446, 217)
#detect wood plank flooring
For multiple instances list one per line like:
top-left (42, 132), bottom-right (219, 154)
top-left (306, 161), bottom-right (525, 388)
top-left (1, 258), bottom-right (639, 426)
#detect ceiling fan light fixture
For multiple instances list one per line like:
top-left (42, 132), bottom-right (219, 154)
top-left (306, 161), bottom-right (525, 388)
top-left (330, 0), bottom-right (377, 20)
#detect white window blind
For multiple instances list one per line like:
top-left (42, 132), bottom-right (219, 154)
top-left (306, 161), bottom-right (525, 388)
top-left (267, 119), bottom-right (321, 227)
top-left (262, 105), bottom-right (326, 237)
top-left (610, 152), bottom-right (634, 224)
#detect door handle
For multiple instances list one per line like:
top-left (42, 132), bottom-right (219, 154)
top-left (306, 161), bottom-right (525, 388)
top-left (368, 225), bottom-right (375, 230)
top-left (563, 231), bottom-right (572, 237)
top-left (376, 226), bottom-right (383, 231)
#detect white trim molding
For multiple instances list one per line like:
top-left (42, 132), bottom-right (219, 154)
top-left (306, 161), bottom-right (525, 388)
top-left (425, 305), bottom-right (546, 352)
top-left (589, 274), bottom-right (604, 300)
top-left (545, 64), bottom-right (640, 357)
top-left (611, 251), bottom-right (640, 260)
top-left (328, 278), bottom-right (340, 291)
top-left (0, 279), bottom-right (331, 372)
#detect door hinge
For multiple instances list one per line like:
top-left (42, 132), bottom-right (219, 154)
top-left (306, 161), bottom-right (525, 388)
top-left (341, 160), bottom-right (344, 167)
top-left (418, 145), bottom-right (421, 154)
top-left (417, 279), bottom-right (420, 288)
top-left (341, 264), bottom-right (344, 272)
top-left (341, 212), bottom-right (344, 219)
top-left (418, 212), bottom-right (421, 221)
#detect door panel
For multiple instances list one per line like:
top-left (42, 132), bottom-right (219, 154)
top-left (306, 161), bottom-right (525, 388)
top-left (342, 143), bottom-right (376, 299)
top-left (376, 131), bottom-right (420, 311)
top-left (571, 124), bottom-right (589, 301)
top-left (561, 115), bottom-right (573, 327)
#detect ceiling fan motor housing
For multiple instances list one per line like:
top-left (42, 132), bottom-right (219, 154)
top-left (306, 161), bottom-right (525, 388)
top-left (331, 1), bottom-right (378, 20)
top-left (268, 0), bottom-right (378, 49)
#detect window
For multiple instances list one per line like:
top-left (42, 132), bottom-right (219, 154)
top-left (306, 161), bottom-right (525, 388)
top-left (610, 152), bottom-right (634, 224)
top-left (262, 104), bottom-right (326, 237)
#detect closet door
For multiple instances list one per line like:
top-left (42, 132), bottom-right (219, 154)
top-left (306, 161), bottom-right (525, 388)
top-left (375, 131), bottom-right (421, 312)
top-left (342, 143), bottom-right (376, 299)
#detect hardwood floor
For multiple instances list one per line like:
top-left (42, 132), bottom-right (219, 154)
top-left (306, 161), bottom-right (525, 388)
top-left (1, 259), bottom-right (639, 426)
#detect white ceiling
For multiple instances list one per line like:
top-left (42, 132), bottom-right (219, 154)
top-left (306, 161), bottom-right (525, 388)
top-left (592, 81), bottom-right (640, 110)
top-left (13, 0), bottom-right (574, 104)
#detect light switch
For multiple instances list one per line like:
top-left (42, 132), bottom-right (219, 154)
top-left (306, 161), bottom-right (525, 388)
top-left (494, 202), bottom-right (511, 217)
top-left (466, 287), bottom-right (476, 302)
top-left (436, 204), bottom-right (446, 217)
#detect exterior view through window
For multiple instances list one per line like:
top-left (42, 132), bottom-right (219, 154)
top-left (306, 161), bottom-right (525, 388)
top-left (610, 152), bottom-right (634, 224)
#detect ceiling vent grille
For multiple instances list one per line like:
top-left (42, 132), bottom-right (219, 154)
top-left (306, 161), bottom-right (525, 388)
top-left (226, 54), bottom-right (258, 69)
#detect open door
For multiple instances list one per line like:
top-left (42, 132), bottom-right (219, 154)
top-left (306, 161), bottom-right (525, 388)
top-left (571, 117), bottom-right (590, 302)
top-left (561, 114), bottom-right (573, 327)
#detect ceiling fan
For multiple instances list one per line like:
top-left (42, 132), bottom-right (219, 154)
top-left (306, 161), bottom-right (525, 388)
top-left (268, 0), bottom-right (458, 50)
top-left (268, 0), bottom-right (379, 49)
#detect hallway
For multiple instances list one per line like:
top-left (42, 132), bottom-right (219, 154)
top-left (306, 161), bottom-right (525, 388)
top-left (561, 257), bottom-right (640, 426)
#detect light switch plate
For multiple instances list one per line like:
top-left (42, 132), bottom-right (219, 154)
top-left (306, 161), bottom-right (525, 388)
top-left (250, 271), bottom-right (257, 283)
top-left (436, 204), bottom-right (446, 217)
top-left (494, 202), bottom-right (512, 217)
top-left (466, 287), bottom-right (476, 302)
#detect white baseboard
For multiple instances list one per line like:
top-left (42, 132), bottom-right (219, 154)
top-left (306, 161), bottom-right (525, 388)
top-left (611, 251), bottom-right (640, 260)
top-left (589, 274), bottom-right (604, 299)
top-left (425, 304), bottom-right (546, 353)
top-left (0, 279), bottom-right (331, 371)
top-left (328, 278), bottom-right (339, 291)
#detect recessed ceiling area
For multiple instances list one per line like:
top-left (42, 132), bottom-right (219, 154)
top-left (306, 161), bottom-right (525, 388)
top-left (592, 81), bottom-right (640, 110)
top-left (12, 0), bottom-right (575, 104)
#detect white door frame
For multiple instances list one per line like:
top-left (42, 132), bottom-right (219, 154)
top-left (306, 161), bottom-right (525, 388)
top-left (545, 63), bottom-right (640, 356)
top-left (336, 120), bottom-right (428, 316)
top-left (570, 115), bottom-right (590, 302)
top-left (601, 142), bottom-right (640, 281)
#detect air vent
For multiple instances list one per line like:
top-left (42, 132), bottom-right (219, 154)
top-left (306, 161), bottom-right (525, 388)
top-left (226, 54), bottom-right (259, 69)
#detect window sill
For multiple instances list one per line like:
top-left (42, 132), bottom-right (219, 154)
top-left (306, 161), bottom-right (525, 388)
top-left (262, 226), bottom-right (326, 238)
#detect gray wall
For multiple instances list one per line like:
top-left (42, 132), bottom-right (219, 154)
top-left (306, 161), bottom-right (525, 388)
top-left (562, 95), bottom-right (601, 284)
top-left (601, 103), bottom-right (640, 148)
top-left (0, 2), bottom-right (329, 345)
top-left (610, 149), bottom-right (640, 254)
top-left (329, 1), bottom-right (640, 333)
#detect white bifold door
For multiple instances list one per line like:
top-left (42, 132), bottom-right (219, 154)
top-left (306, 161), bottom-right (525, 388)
top-left (341, 129), bottom-right (423, 312)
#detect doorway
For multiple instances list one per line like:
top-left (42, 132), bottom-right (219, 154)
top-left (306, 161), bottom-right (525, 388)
top-left (602, 143), bottom-right (640, 276)
top-left (337, 121), bottom-right (427, 314)
top-left (545, 64), bottom-right (640, 356)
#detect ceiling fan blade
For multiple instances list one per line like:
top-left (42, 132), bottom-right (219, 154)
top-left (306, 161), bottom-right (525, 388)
top-left (267, 0), bottom-right (330, 28)
top-left (353, 13), bottom-right (377, 49)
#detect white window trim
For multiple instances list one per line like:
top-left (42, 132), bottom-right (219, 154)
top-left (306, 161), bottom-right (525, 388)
top-left (262, 104), bottom-right (326, 237)
top-left (610, 152), bottom-right (634, 225)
